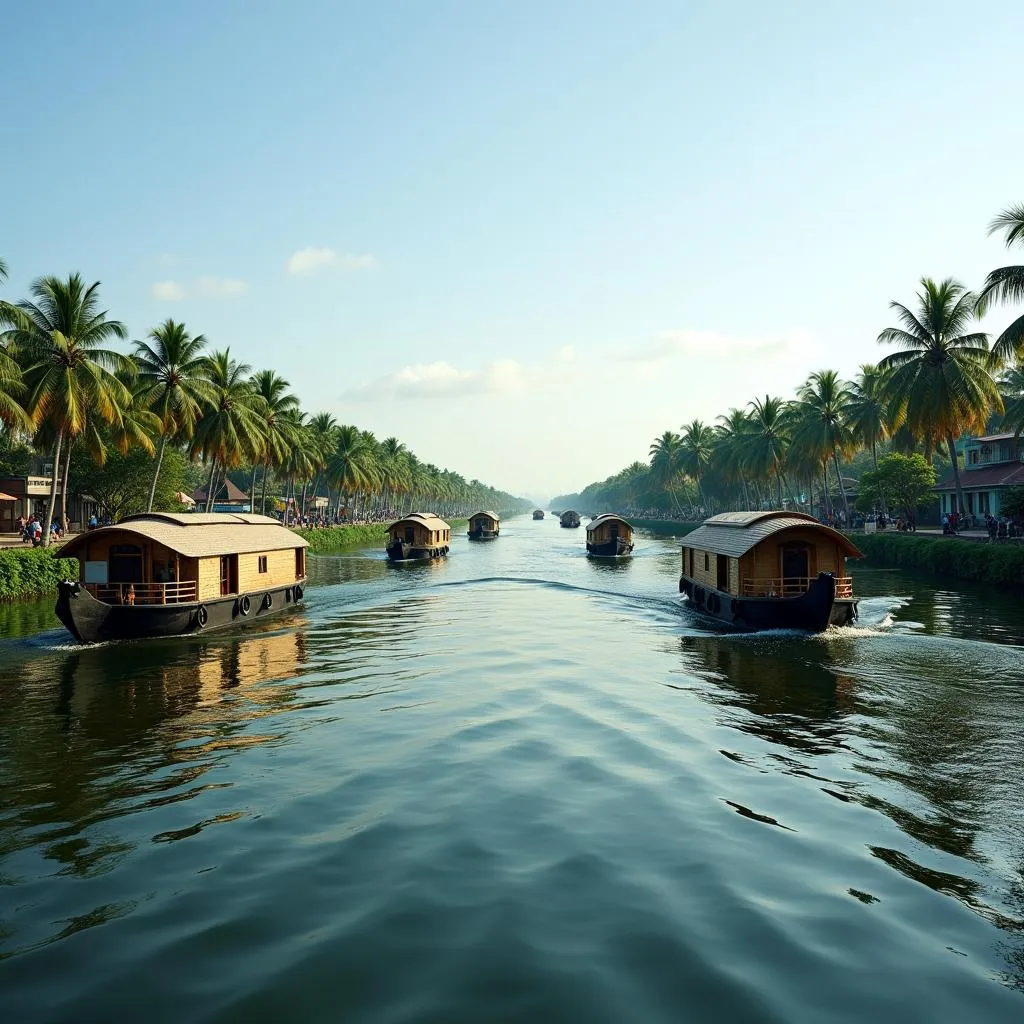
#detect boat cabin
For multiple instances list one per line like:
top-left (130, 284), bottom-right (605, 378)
top-left (387, 513), bottom-right (451, 549)
top-left (586, 514), bottom-right (634, 555)
top-left (681, 512), bottom-right (859, 599)
top-left (468, 510), bottom-right (500, 538)
top-left (560, 510), bottom-right (581, 528)
top-left (57, 512), bottom-right (308, 606)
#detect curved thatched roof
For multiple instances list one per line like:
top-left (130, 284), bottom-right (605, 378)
top-left (469, 510), bottom-right (500, 523)
top-left (58, 512), bottom-right (306, 560)
top-left (586, 513), bottom-right (632, 535)
top-left (388, 513), bottom-right (451, 532)
top-left (684, 512), bottom-right (861, 559)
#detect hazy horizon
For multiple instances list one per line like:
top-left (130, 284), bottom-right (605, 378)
top-left (4, 1), bottom-right (1023, 499)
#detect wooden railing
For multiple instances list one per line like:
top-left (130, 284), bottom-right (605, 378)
top-left (742, 577), bottom-right (853, 599)
top-left (84, 581), bottom-right (198, 605)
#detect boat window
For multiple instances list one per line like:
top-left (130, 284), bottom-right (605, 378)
top-left (704, 552), bottom-right (709, 572)
top-left (258, 556), bottom-right (268, 573)
top-left (295, 547), bottom-right (305, 579)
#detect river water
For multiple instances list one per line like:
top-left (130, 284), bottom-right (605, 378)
top-left (1, 516), bottom-right (1022, 1022)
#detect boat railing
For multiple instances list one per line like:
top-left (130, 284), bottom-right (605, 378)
top-left (83, 581), bottom-right (198, 605)
top-left (742, 576), bottom-right (853, 599)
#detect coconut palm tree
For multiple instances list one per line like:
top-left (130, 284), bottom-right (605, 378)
top-left (250, 369), bottom-right (299, 515)
top-left (791, 370), bottom-right (855, 517)
top-left (133, 320), bottom-right (212, 511)
top-left (307, 412), bottom-right (339, 513)
top-left (877, 277), bottom-right (1000, 516)
top-left (741, 396), bottom-right (793, 508)
top-left (679, 420), bottom-right (716, 513)
top-left (2, 274), bottom-right (130, 544)
top-left (648, 430), bottom-right (683, 509)
top-left (191, 349), bottom-right (264, 512)
top-left (328, 424), bottom-right (379, 516)
top-left (976, 204), bottom-right (1024, 366)
top-left (998, 366), bottom-right (1024, 436)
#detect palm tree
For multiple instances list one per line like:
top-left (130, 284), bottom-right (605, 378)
top-left (792, 370), bottom-right (855, 517)
top-left (328, 424), bottom-right (379, 516)
top-left (679, 420), bottom-right (716, 512)
top-left (250, 370), bottom-right (299, 515)
top-left (741, 396), bottom-right (792, 508)
top-left (133, 320), bottom-right (211, 511)
top-left (976, 204), bottom-right (1024, 366)
top-left (877, 277), bottom-right (1000, 516)
top-left (648, 430), bottom-right (683, 509)
top-left (191, 349), bottom-right (264, 512)
top-left (2, 274), bottom-right (130, 544)
top-left (714, 409), bottom-right (755, 509)
top-left (307, 412), bottom-right (339, 513)
top-left (998, 366), bottom-right (1024, 436)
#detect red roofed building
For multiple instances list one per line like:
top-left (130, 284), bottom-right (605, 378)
top-left (935, 433), bottom-right (1024, 517)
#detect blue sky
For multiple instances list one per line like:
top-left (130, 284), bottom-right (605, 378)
top-left (4, 1), bottom-right (1023, 498)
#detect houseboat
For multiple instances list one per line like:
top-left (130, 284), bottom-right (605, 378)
top-left (386, 513), bottom-right (451, 562)
top-left (54, 512), bottom-right (308, 644)
top-left (586, 514), bottom-right (634, 557)
top-left (532, 509), bottom-right (545, 520)
top-left (560, 510), bottom-right (581, 528)
top-left (468, 510), bottom-right (500, 540)
top-left (678, 511), bottom-right (861, 633)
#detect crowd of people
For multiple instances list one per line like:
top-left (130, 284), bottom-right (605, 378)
top-left (15, 514), bottom-right (66, 545)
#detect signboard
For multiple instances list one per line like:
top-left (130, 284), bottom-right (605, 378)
top-left (84, 561), bottom-right (108, 584)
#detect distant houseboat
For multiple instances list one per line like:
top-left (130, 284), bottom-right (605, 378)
top-left (468, 510), bottom-right (500, 540)
top-left (54, 512), bottom-right (307, 644)
top-left (586, 514), bottom-right (634, 557)
top-left (532, 509), bottom-right (545, 520)
top-left (678, 511), bottom-right (860, 632)
top-left (560, 510), bottom-right (581, 528)
top-left (386, 513), bottom-right (451, 562)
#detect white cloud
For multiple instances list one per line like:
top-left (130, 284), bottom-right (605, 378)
top-left (621, 328), bottom-right (816, 365)
top-left (557, 345), bottom-right (576, 363)
top-left (152, 280), bottom-right (186, 301)
top-left (197, 275), bottom-right (248, 297)
top-left (287, 246), bottom-right (377, 275)
top-left (343, 359), bottom-right (525, 401)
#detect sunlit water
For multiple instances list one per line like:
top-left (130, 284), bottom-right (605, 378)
top-left (1, 516), bottom-right (1022, 1022)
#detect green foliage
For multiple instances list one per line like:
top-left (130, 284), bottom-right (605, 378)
top-left (855, 532), bottom-right (1024, 586)
top-left (0, 548), bottom-right (78, 601)
top-left (0, 432), bottom-right (32, 475)
top-left (69, 441), bottom-right (188, 521)
top-left (999, 486), bottom-right (1024, 518)
top-left (856, 453), bottom-right (937, 517)
top-left (294, 520), bottom-right (470, 552)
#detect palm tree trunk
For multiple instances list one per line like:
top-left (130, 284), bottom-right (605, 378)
top-left (249, 462), bottom-right (259, 514)
top-left (946, 432), bottom-right (966, 516)
top-left (41, 431), bottom-right (63, 548)
top-left (261, 461), bottom-right (270, 517)
top-left (148, 434), bottom-right (169, 513)
top-left (205, 458), bottom-right (218, 512)
top-left (59, 442), bottom-right (72, 529)
top-left (871, 439), bottom-right (888, 516)
top-left (831, 448), bottom-right (850, 518)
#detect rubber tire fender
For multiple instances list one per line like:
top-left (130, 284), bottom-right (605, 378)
top-left (196, 605), bottom-right (209, 629)
top-left (294, 584), bottom-right (304, 600)
top-left (239, 594), bottom-right (251, 616)
top-left (263, 592), bottom-right (273, 610)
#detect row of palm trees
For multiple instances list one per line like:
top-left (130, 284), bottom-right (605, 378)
top-left (557, 203), bottom-right (1024, 518)
top-left (0, 272), bottom-right (528, 547)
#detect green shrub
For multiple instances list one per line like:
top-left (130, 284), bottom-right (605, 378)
top-left (294, 520), bottom-right (470, 553)
top-left (853, 532), bottom-right (1024, 585)
top-left (0, 548), bottom-right (79, 602)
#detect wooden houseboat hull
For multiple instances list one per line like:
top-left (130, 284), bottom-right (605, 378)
top-left (587, 537), bottom-right (634, 557)
top-left (532, 511), bottom-right (545, 520)
top-left (55, 579), bottom-right (305, 644)
top-left (467, 528), bottom-right (498, 540)
top-left (385, 540), bottom-right (449, 562)
top-left (679, 571), bottom-right (857, 633)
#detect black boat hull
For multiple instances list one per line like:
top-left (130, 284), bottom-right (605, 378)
top-left (467, 529), bottom-right (498, 540)
top-left (678, 571), bottom-right (857, 633)
top-left (386, 540), bottom-right (449, 562)
top-left (587, 538), bottom-right (634, 557)
top-left (55, 580), bottom-right (305, 644)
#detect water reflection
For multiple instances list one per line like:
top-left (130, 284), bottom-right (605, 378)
top-left (0, 625), bottom-right (310, 885)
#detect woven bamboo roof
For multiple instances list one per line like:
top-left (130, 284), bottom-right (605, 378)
top-left (388, 513), bottom-right (451, 532)
top-left (58, 512), bottom-right (306, 560)
top-left (469, 510), bottom-right (500, 523)
top-left (586, 513), bottom-right (632, 535)
top-left (683, 513), bottom-right (861, 559)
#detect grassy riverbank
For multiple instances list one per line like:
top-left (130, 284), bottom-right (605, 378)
top-left (0, 548), bottom-right (79, 602)
top-left (853, 532), bottom-right (1024, 586)
top-left (295, 520), bottom-right (470, 553)
top-left (629, 519), bottom-right (701, 537)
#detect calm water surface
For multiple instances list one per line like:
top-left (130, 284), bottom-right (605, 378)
top-left (1, 516), bottom-right (1022, 1022)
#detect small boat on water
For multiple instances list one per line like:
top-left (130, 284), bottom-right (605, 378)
top-left (468, 510), bottom-right (500, 540)
top-left (532, 509), bottom-right (545, 520)
top-left (54, 512), bottom-right (308, 644)
top-left (560, 510), bottom-right (581, 528)
top-left (386, 513), bottom-right (451, 562)
top-left (678, 511), bottom-right (860, 632)
top-left (586, 514), bottom-right (634, 557)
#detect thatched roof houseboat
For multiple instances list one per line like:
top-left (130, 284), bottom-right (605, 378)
top-left (532, 509), bottom-right (545, 520)
top-left (679, 511), bottom-right (861, 632)
top-left (54, 512), bottom-right (307, 643)
top-left (386, 513), bottom-right (451, 562)
top-left (559, 510), bottom-right (581, 528)
top-left (585, 514), bottom-right (634, 557)
top-left (468, 511), bottom-right (500, 540)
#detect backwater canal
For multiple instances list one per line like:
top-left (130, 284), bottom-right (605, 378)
top-left (1, 515), bottom-right (1022, 1022)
